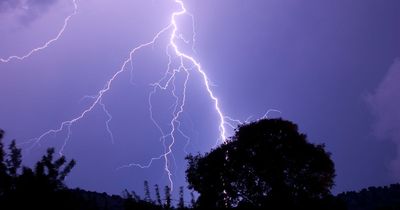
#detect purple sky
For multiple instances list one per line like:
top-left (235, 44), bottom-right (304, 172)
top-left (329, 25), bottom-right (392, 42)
top-left (1, 0), bottom-right (400, 196)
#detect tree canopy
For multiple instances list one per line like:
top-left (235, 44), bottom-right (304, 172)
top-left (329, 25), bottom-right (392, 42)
top-left (186, 118), bottom-right (336, 209)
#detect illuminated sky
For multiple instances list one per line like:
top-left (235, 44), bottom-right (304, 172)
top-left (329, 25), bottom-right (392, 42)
top-left (1, 0), bottom-right (400, 196)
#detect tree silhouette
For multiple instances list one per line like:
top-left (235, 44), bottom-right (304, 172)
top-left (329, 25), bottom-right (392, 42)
top-left (0, 129), bottom-right (9, 197)
top-left (186, 118), bottom-right (336, 209)
top-left (164, 185), bottom-right (172, 209)
top-left (155, 184), bottom-right (162, 206)
top-left (144, 180), bottom-right (152, 203)
top-left (178, 186), bottom-right (185, 209)
top-left (338, 184), bottom-right (400, 210)
top-left (33, 148), bottom-right (76, 191)
top-left (122, 185), bottom-right (163, 210)
top-left (0, 129), bottom-right (79, 210)
top-left (6, 140), bottom-right (21, 178)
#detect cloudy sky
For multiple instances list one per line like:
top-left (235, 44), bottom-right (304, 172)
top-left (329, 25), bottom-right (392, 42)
top-left (1, 0), bottom-right (400, 196)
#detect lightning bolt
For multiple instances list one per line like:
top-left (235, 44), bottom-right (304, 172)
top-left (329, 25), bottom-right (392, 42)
top-left (224, 109), bottom-right (282, 129)
top-left (27, 24), bottom-right (171, 152)
top-left (20, 0), bottom-right (227, 190)
top-left (16, 0), bottom-right (280, 191)
top-left (120, 0), bottom-right (228, 190)
top-left (0, 0), bottom-right (78, 63)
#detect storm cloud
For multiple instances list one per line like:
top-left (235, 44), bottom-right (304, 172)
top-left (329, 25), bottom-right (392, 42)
top-left (0, 0), bottom-right (21, 12)
top-left (368, 58), bottom-right (400, 176)
top-left (0, 0), bottom-right (59, 23)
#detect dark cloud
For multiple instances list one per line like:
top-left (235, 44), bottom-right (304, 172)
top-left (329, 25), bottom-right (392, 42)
top-left (368, 58), bottom-right (400, 177)
top-left (0, 0), bottom-right (59, 23)
top-left (0, 0), bottom-right (21, 12)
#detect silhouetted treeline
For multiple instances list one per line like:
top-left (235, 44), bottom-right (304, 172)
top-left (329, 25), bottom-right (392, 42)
top-left (121, 181), bottom-right (194, 210)
top-left (76, 183), bottom-right (400, 210)
top-left (0, 129), bottom-right (190, 210)
top-left (2, 119), bottom-right (400, 210)
top-left (338, 184), bottom-right (400, 210)
top-left (0, 129), bottom-right (95, 210)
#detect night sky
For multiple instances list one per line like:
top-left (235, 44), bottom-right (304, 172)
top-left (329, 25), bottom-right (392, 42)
top-left (1, 0), bottom-right (400, 196)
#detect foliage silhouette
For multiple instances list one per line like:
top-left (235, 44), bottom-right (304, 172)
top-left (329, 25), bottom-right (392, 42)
top-left (186, 118), bottom-right (337, 209)
top-left (338, 184), bottom-right (400, 210)
top-left (122, 188), bottom-right (161, 210)
top-left (6, 140), bottom-right (21, 178)
top-left (0, 118), bottom-right (349, 210)
top-left (4, 119), bottom-right (399, 210)
top-left (0, 129), bottom-right (90, 210)
top-left (164, 185), bottom-right (172, 209)
top-left (190, 191), bottom-right (196, 208)
top-left (178, 186), bottom-right (185, 209)
top-left (122, 182), bottom-right (194, 210)
top-left (155, 184), bottom-right (163, 206)
top-left (144, 180), bottom-right (152, 203)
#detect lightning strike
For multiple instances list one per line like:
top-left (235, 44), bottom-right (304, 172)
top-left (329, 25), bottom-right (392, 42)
top-left (100, 100), bottom-right (115, 144)
top-left (262, 109), bottom-right (282, 119)
top-left (23, 0), bottom-right (247, 191)
top-left (170, 0), bottom-right (227, 143)
top-left (0, 0), bottom-right (78, 63)
top-left (121, 0), bottom-right (228, 190)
